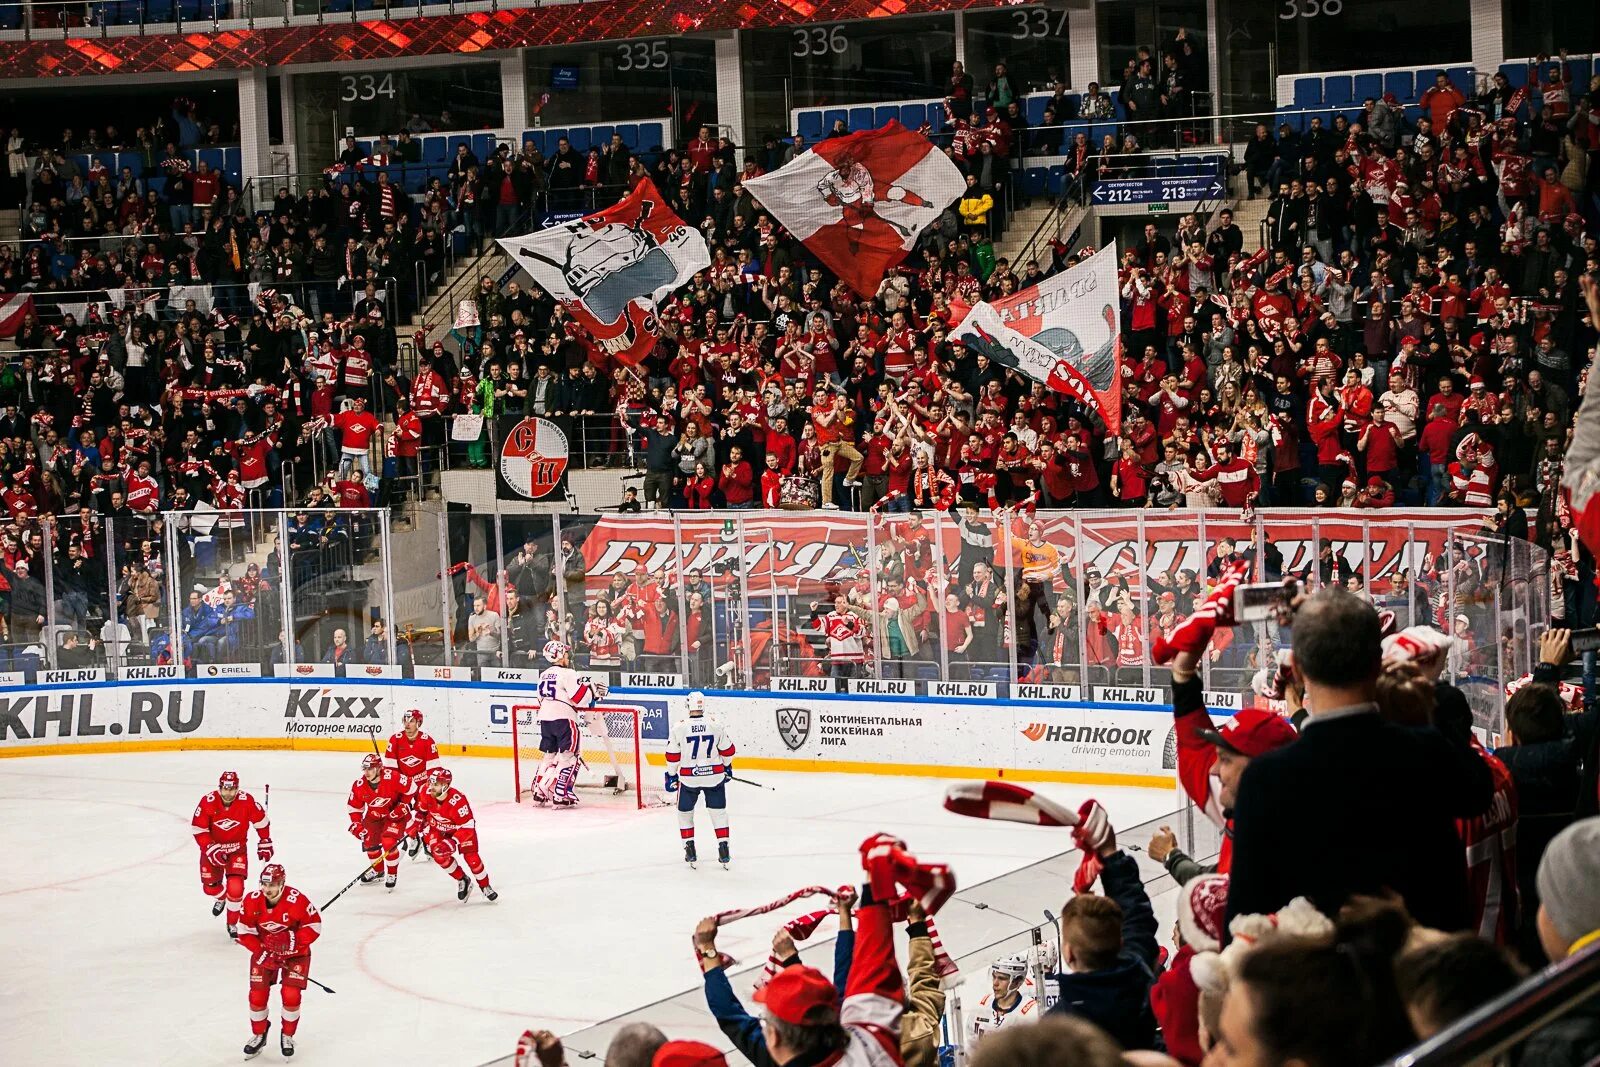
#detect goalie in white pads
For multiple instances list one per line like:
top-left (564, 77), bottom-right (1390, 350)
top-left (665, 691), bottom-right (736, 866)
top-left (531, 640), bottom-right (607, 806)
top-left (968, 954), bottom-right (1040, 1050)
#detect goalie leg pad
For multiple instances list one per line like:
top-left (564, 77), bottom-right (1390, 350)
top-left (532, 752), bottom-right (559, 799)
top-left (553, 751), bottom-right (579, 801)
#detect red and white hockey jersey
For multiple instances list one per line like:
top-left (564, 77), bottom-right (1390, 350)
top-left (237, 886), bottom-right (322, 959)
top-left (192, 791), bottom-right (270, 854)
top-left (416, 786), bottom-right (477, 838)
top-left (1460, 740), bottom-right (1519, 945)
top-left (818, 610), bottom-right (867, 664)
top-left (384, 729), bottom-right (440, 792)
top-left (347, 769), bottom-right (412, 831)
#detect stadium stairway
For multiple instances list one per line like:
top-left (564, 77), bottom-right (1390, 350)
top-left (410, 244), bottom-right (510, 351)
top-left (1230, 196), bottom-right (1271, 253)
top-left (996, 199), bottom-right (1063, 270)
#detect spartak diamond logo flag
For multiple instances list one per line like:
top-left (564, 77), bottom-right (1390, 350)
top-left (499, 179), bottom-right (709, 366)
top-left (743, 121), bottom-right (965, 297)
top-left (949, 244), bottom-right (1124, 434)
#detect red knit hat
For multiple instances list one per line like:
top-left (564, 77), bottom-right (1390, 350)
top-left (653, 1041), bottom-right (728, 1067)
top-left (1178, 873), bottom-right (1230, 952)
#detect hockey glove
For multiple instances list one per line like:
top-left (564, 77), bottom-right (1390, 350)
top-left (203, 842), bottom-right (233, 868)
top-left (723, 759), bottom-right (734, 785)
top-left (348, 822), bottom-right (365, 840)
top-left (263, 928), bottom-right (297, 957)
top-left (256, 836), bottom-right (274, 862)
top-left (1151, 558), bottom-right (1251, 665)
top-left (591, 680), bottom-right (610, 700)
top-left (252, 950), bottom-right (284, 971)
top-left (664, 772), bottom-right (679, 793)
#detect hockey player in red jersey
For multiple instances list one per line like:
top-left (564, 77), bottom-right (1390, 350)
top-left (415, 767), bottom-right (498, 902)
top-left (384, 708), bottom-right (439, 855)
top-left (192, 770), bottom-right (273, 938)
top-left (348, 753), bottom-right (412, 891)
top-left (236, 863), bottom-right (321, 1058)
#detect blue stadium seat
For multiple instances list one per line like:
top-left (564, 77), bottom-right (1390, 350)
top-left (0, 3), bottom-right (21, 27)
top-left (143, 0), bottom-right (175, 20)
top-left (1322, 76), bottom-right (1353, 107)
top-left (446, 134), bottom-right (472, 159)
top-left (196, 147), bottom-right (224, 172)
top-left (591, 125), bottom-right (614, 149)
top-left (471, 133), bottom-right (496, 161)
top-left (544, 129), bottom-right (569, 152)
top-left (1444, 66), bottom-right (1473, 92)
top-left (1045, 165), bottom-right (1066, 195)
top-left (874, 105), bottom-right (900, 129)
top-left (1499, 63), bottom-right (1528, 88)
top-left (422, 136), bottom-right (448, 163)
top-left (120, 155), bottom-right (144, 178)
top-left (146, 175), bottom-right (167, 197)
top-left (796, 111), bottom-right (824, 141)
top-left (899, 103), bottom-right (927, 130)
top-left (1383, 71), bottom-right (1415, 102)
top-left (401, 167), bottom-right (428, 194)
top-left (638, 122), bottom-right (665, 151)
top-left (847, 106), bottom-right (874, 132)
top-left (1292, 78), bottom-right (1322, 107)
top-left (1150, 155), bottom-right (1177, 176)
top-left (1025, 95), bottom-right (1048, 126)
top-left (567, 128), bottom-right (591, 153)
top-left (1416, 68), bottom-right (1444, 95)
top-left (606, 124), bottom-right (632, 150)
top-left (821, 108), bottom-right (848, 135)
top-left (355, 140), bottom-right (372, 160)
top-left (1275, 106), bottom-right (1306, 133)
top-left (1021, 167), bottom-right (1047, 197)
top-left (520, 130), bottom-right (545, 155)
top-left (72, 154), bottom-right (91, 177)
top-left (1351, 73), bottom-right (1383, 102)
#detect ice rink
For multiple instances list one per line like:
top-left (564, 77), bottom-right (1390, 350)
top-left (0, 750), bottom-right (1181, 1065)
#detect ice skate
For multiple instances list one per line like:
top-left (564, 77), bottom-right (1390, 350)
top-left (406, 835), bottom-right (421, 858)
top-left (359, 867), bottom-right (381, 885)
top-left (482, 884), bottom-right (499, 902)
top-left (717, 841), bottom-right (731, 868)
top-left (684, 840), bottom-right (697, 868)
top-left (243, 1026), bottom-right (269, 1059)
top-left (456, 875), bottom-right (472, 902)
top-left (384, 874), bottom-right (397, 891)
top-left (280, 1032), bottom-right (294, 1058)
top-left (227, 923), bottom-right (239, 941)
top-left (212, 898), bottom-right (227, 918)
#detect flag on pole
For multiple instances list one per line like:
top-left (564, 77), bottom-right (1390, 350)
top-left (742, 121), bottom-right (965, 297)
top-left (948, 244), bottom-right (1124, 434)
top-left (498, 179), bottom-right (709, 366)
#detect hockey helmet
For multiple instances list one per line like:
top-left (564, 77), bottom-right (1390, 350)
top-left (361, 753), bottom-right (383, 774)
top-left (403, 709), bottom-right (423, 727)
top-left (687, 691), bottom-right (706, 715)
top-left (259, 863), bottom-right (286, 887)
top-left (218, 770), bottom-right (240, 790)
top-left (427, 767), bottom-right (454, 791)
top-left (543, 640), bottom-right (571, 665)
top-left (990, 955), bottom-right (1028, 989)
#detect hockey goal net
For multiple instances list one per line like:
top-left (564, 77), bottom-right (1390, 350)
top-left (511, 705), bottom-right (646, 810)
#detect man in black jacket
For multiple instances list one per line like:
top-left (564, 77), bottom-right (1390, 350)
top-left (1226, 590), bottom-right (1494, 932)
top-left (1497, 628), bottom-right (1600, 966)
top-left (1046, 809), bottom-right (1160, 1050)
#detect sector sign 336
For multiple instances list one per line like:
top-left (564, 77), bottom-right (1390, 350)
top-left (497, 417), bottom-right (570, 501)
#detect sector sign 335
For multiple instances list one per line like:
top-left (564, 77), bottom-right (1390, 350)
top-left (497, 417), bottom-right (570, 501)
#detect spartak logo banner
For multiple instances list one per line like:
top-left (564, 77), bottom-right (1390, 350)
top-left (496, 417), bottom-right (570, 502)
top-left (950, 244), bottom-right (1124, 434)
top-left (498, 179), bottom-right (709, 366)
top-left (743, 120), bottom-right (966, 297)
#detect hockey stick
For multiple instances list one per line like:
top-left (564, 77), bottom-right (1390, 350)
top-left (304, 975), bottom-right (337, 995)
top-left (728, 774), bottom-right (774, 791)
top-left (319, 859), bottom-right (381, 912)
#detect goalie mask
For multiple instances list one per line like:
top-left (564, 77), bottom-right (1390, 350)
top-left (543, 640), bottom-right (571, 665)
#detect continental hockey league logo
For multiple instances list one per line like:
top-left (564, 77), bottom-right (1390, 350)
top-left (776, 706), bottom-right (811, 751)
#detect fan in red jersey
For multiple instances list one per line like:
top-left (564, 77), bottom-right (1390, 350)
top-left (415, 767), bottom-right (499, 903)
top-left (192, 770), bottom-right (273, 939)
top-left (383, 708), bottom-right (439, 856)
top-left (236, 864), bottom-right (321, 1059)
top-left (347, 754), bottom-right (412, 891)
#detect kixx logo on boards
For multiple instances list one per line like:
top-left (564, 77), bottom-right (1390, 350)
top-left (0, 690), bottom-right (206, 740)
top-left (283, 689), bottom-right (384, 719)
top-left (776, 706), bottom-right (811, 751)
top-left (1020, 721), bottom-right (1154, 747)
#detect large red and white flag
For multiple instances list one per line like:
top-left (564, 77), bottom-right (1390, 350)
top-left (499, 179), bottom-right (709, 366)
top-left (949, 244), bottom-right (1124, 434)
top-left (0, 293), bottom-right (33, 338)
top-left (743, 121), bottom-right (965, 297)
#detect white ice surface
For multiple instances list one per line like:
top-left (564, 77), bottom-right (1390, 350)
top-left (0, 751), bottom-right (1179, 1066)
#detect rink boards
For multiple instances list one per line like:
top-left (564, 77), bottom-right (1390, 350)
top-left (0, 678), bottom-right (1240, 789)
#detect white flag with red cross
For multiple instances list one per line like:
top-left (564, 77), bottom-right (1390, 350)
top-left (743, 121), bottom-right (965, 297)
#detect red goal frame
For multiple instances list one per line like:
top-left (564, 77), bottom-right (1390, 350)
top-left (510, 704), bottom-right (646, 810)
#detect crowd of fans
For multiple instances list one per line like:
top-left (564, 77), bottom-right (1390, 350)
top-left (506, 587), bottom-right (1600, 1067)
